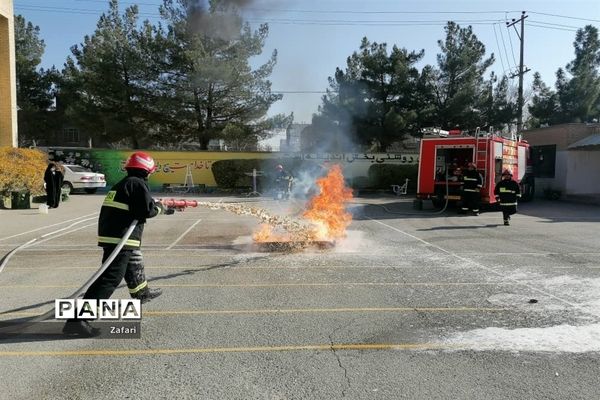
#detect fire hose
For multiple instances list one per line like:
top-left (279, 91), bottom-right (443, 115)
top-left (0, 199), bottom-right (197, 328)
top-left (355, 169), bottom-right (451, 216)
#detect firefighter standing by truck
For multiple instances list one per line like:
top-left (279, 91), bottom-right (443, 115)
top-left (460, 162), bottom-right (483, 215)
top-left (62, 151), bottom-right (173, 337)
top-left (494, 169), bottom-right (521, 226)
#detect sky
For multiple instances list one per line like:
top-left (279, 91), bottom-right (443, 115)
top-left (13, 0), bottom-right (600, 125)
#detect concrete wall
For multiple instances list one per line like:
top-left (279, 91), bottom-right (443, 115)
top-left (566, 150), bottom-right (600, 196)
top-left (0, 0), bottom-right (17, 147)
top-left (523, 123), bottom-right (600, 199)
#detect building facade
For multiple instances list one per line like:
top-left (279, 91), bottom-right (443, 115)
top-left (0, 0), bottom-right (17, 147)
top-left (523, 123), bottom-right (600, 202)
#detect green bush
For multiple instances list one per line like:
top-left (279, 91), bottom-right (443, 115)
top-left (368, 164), bottom-right (418, 192)
top-left (0, 147), bottom-right (47, 196)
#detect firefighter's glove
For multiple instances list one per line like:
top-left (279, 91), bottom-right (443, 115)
top-left (155, 201), bottom-right (167, 215)
top-left (165, 208), bottom-right (175, 215)
top-left (495, 196), bottom-right (500, 202)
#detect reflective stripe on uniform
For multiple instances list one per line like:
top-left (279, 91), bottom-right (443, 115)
top-left (98, 236), bottom-right (141, 247)
top-left (102, 190), bottom-right (130, 211)
top-left (499, 188), bottom-right (516, 193)
top-left (463, 177), bottom-right (478, 181)
top-left (129, 280), bottom-right (148, 294)
top-left (500, 202), bottom-right (517, 206)
top-left (463, 189), bottom-right (479, 192)
top-left (102, 200), bottom-right (130, 211)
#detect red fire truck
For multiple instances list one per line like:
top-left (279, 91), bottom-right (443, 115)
top-left (416, 128), bottom-right (534, 209)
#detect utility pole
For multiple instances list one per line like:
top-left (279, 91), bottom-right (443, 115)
top-left (507, 11), bottom-right (531, 134)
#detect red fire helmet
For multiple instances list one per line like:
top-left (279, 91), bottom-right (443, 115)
top-left (125, 152), bottom-right (156, 173)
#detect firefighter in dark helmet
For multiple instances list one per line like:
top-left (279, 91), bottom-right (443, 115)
top-left (62, 151), bottom-right (173, 337)
top-left (494, 169), bottom-right (521, 226)
top-left (460, 162), bottom-right (483, 215)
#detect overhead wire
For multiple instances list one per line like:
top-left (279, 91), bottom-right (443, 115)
top-left (528, 23), bottom-right (579, 32)
top-left (497, 20), bottom-right (515, 75)
top-left (492, 24), bottom-right (507, 74)
top-left (505, 14), bottom-right (520, 69)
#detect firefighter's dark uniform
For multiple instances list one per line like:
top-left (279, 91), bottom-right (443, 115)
top-left (274, 169), bottom-right (293, 199)
top-left (494, 177), bottom-right (521, 225)
top-left (460, 168), bottom-right (483, 214)
top-left (84, 169), bottom-right (161, 300)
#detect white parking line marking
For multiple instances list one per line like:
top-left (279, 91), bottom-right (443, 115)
top-left (368, 218), bottom-right (587, 313)
top-left (166, 219), bottom-right (203, 250)
top-left (0, 212), bottom-right (98, 242)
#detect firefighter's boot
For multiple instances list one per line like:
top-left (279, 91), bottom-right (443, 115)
top-left (62, 319), bottom-right (101, 337)
top-left (133, 287), bottom-right (162, 304)
top-left (504, 219), bottom-right (510, 226)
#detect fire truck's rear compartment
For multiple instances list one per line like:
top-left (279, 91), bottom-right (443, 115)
top-left (435, 147), bottom-right (474, 175)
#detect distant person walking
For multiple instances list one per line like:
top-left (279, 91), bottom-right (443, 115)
top-left (494, 169), bottom-right (521, 226)
top-left (44, 162), bottom-right (64, 208)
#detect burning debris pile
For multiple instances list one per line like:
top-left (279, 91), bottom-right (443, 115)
top-left (197, 201), bottom-right (315, 241)
top-left (251, 164), bottom-right (353, 250)
top-left (171, 164), bottom-right (353, 251)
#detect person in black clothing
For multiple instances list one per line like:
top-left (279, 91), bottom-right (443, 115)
top-left (274, 164), bottom-right (293, 200)
top-left (494, 169), bottom-right (521, 226)
top-left (43, 162), bottom-right (64, 208)
top-left (62, 152), bottom-right (173, 337)
top-left (460, 162), bottom-right (483, 215)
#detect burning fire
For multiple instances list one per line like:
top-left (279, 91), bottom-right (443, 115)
top-left (252, 164), bottom-right (353, 244)
top-left (303, 164), bottom-right (353, 240)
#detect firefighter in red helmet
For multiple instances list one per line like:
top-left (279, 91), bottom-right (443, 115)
top-left (62, 151), bottom-right (171, 337)
top-left (494, 169), bottom-right (521, 226)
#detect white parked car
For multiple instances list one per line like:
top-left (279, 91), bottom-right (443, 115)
top-left (62, 164), bottom-right (106, 194)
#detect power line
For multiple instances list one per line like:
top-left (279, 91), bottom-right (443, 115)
top-left (497, 20), bottom-right (515, 73)
top-left (14, 6), bottom-right (503, 26)
top-left (505, 16), bottom-right (519, 68)
top-left (492, 24), bottom-right (507, 75)
top-left (17, 1), bottom-right (600, 23)
top-left (528, 23), bottom-right (579, 32)
top-left (272, 91), bottom-right (327, 94)
top-left (14, 4), bottom-right (593, 31)
top-left (66, 2), bottom-right (521, 14)
top-left (528, 11), bottom-right (600, 23)
top-left (15, 5), bottom-right (161, 18)
top-left (529, 20), bottom-right (584, 29)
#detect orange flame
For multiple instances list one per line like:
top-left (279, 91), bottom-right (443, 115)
top-left (303, 164), bottom-right (353, 241)
top-left (252, 164), bottom-right (353, 244)
top-left (252, 224), bottom-right (273, 242)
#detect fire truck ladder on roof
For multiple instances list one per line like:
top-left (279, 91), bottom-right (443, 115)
top-left (474, 128), bottom-right (489, 181)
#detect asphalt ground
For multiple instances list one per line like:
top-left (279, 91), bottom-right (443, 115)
top-left (0, 194), bottom-right (599, 399)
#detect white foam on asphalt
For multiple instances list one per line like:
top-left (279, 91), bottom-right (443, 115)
top-left (333, 230), bottom-right (368, 253)
top-left (445, 272), bottom-right (600, 352)
top-left (445, 323), bottom-right (600, 353)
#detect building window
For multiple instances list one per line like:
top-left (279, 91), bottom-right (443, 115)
top-left (63, 128), bottom-right (80, 143)
top-left (533, 145), bottom-right (556, 178)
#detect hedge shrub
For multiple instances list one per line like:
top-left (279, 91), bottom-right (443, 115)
top-left (367, 164), bottom-right (418, 192)
top-left (0, 147), bottom-right (47, 196)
